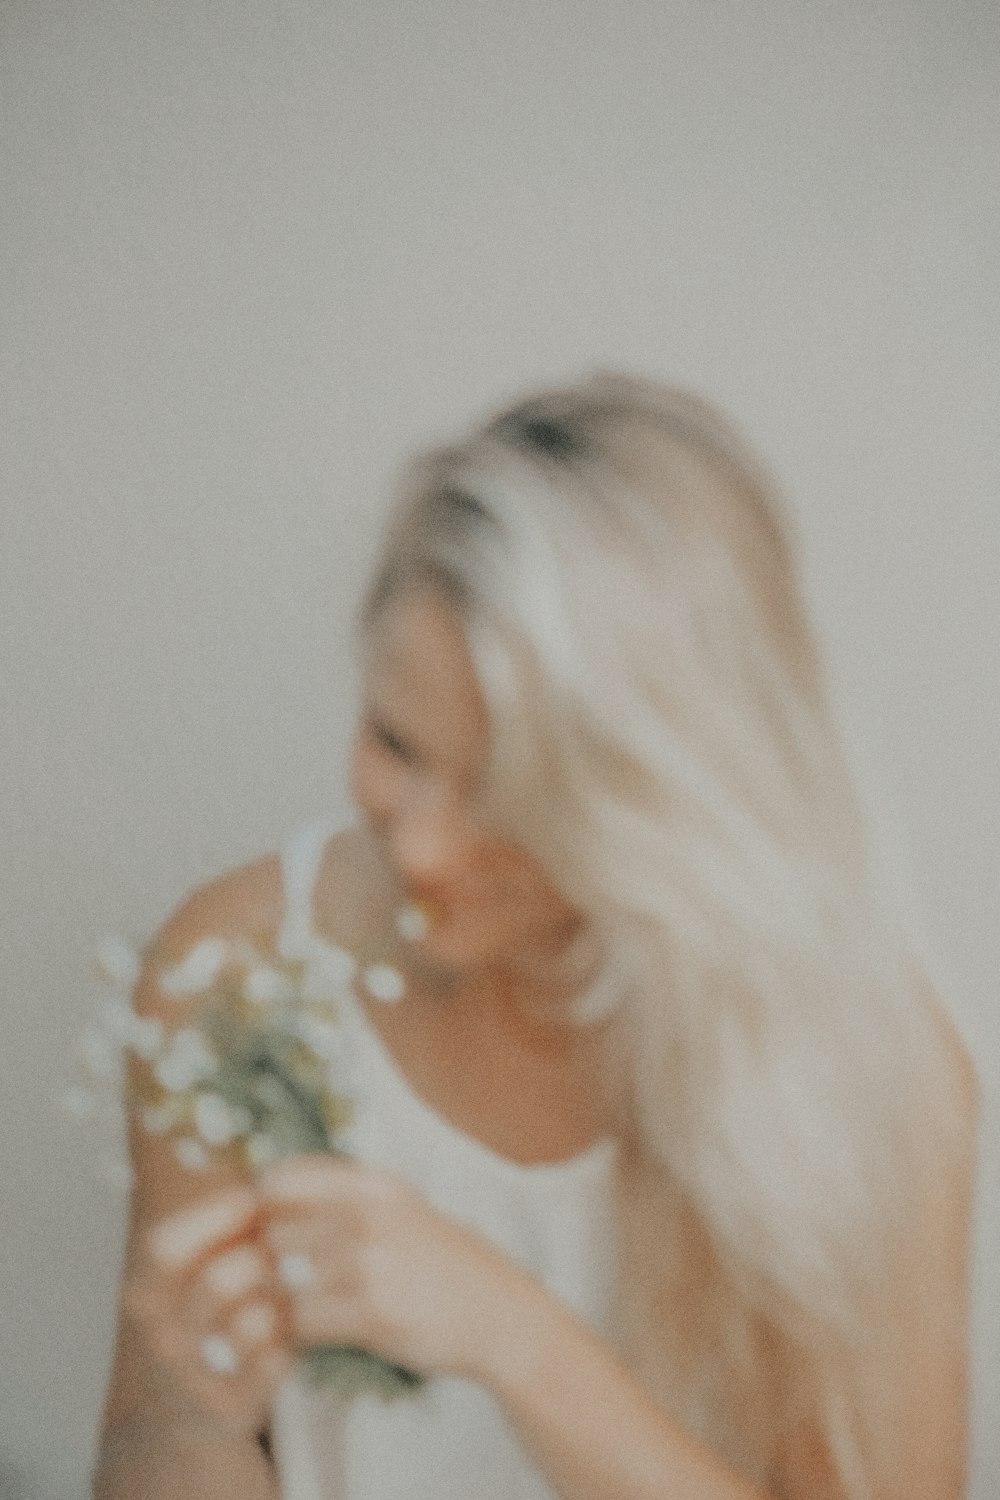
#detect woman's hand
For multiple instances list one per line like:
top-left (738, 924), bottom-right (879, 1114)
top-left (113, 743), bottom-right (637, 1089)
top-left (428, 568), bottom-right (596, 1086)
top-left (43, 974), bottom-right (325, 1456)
top-left (124, 1186), bottom-right (293, 1433)
top-left (126, 1153), bottom-right (530, 1433)
top-left (258, 1155), bottom-right (527, 1382)
top-left (258, 1160), bottom-right (775, 1500)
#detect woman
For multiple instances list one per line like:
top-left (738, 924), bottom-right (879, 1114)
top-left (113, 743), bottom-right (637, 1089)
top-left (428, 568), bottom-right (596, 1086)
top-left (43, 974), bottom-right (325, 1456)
top-left (94, 372), bottom-right (978, 1500)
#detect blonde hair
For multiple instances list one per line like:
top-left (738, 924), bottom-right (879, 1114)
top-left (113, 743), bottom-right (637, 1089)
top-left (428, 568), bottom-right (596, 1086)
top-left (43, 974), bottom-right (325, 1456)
top-left (358, 372), bottom-right (970, 1497)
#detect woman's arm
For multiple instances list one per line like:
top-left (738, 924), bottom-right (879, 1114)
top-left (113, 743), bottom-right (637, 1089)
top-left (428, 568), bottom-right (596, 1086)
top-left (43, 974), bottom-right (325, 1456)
top-left (95, 1369), bottom-right (275, 1500)
top-left (94, 859), bottom-right (291, 1500)
top-left (481, 1280), bottom-right (767, 1500)
top-left (94, 1202), bottom-right (279, 1500)
top-left (480, 998), bottom-right (979, 1500)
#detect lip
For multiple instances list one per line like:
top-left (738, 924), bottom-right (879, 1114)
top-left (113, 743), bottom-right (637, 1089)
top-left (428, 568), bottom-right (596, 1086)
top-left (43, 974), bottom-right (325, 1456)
top-left (372, 834), bottom-right (450, 915)
top-left (401, 885), bottom-right (451, 923)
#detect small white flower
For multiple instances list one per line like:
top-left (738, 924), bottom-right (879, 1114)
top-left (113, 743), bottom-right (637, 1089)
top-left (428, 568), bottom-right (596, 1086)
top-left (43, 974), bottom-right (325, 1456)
top-left (95, 937), bottom-right (141, 989)
top-left (243, 964), bottom-right (293, 1006)
top-left (159, 939), bottom-right (229, 998)
top-left (154, 1054), bottom-right (194, 1092)
top-left (194, 1092), bottom-right (251, 1147)
top-left (61, 1085), bottom-right (99, 1122)
top-left (277, 1251), bottom-right (317, 1290)
top-left (294, 1013), bottom-right (345, 1064)
top-left (246, 1133), bottom-right (279, 1169)
top-left (276, 916), bottom-right (312, 963)
top-left (79, 1027), bottom-right (120, 1079)
top-left (128, 1015), bottom-right (166, 1061)
top-left (174, 1026), bottom-right (218, 1073)
top-left (101, 1003), bottom-right (166, 1060)
top-left (153, 1027), bottom-right (217, 1092)
top-left (396, 904), bottom-right (429, 942)
top-left (362, 963), bottom-right (406, 1005)
top-left (301, 942), bottom-right (357, 1003)
top-left (141, 1103), bottom-right (178, 1134)
top-left (100, 1001), bottom-right (136, 1044)
top-left (194, 1092), bottom-right (236, 1146)
top-left (174, 1137), bottom-right (210, 1171)
top-left (200, 1333), bottom-right (240, 1375)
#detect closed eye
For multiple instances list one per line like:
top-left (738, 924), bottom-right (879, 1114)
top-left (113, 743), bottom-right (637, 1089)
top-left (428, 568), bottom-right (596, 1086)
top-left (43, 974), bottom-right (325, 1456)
top-left (370, 718), bottom-right (416, 764)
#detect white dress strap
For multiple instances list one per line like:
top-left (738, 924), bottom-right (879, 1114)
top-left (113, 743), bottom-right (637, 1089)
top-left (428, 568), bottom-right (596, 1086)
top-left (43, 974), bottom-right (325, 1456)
top-left (272, 1374), bottom-right (336, 1500)
top-left (277, 817), bottom-right (340, 962)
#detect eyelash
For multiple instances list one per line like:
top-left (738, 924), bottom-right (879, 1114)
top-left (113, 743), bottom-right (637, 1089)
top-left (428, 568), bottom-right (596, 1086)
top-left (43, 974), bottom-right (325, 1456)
top-left (371, 720), bottom-right (413, 763)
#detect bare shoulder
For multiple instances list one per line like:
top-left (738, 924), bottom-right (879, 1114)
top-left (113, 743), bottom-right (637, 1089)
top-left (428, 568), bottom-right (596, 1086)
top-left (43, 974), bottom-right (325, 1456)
top-left (923, 971), bottom-right (981, 1157)
top-left (123, 855), bottom-right (283, 1217)
top-left (140, 855), bottom-right (282, 974)
top-left (134, 823), bottom-right (383, 1017)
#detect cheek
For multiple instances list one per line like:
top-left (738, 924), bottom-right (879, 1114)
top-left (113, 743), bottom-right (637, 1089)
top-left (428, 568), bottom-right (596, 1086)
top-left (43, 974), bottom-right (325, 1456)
top-left (350, 738), bottom-right (397, 821)
top-left (477, 842), bottom-right (564, 921)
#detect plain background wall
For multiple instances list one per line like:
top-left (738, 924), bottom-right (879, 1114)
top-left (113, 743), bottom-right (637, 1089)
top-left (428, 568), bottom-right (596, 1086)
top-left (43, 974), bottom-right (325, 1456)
top-left (2, 1), bottom-right (997, 1494)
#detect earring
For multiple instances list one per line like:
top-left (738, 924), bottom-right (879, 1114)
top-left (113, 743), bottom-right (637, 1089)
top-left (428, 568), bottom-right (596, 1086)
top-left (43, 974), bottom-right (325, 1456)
top-left (361, 961), bottom-right (407, 1004)
top-left (357, 903), bottom-right (428, 1006)
top-left (396, 904), bottom-right (429, 942)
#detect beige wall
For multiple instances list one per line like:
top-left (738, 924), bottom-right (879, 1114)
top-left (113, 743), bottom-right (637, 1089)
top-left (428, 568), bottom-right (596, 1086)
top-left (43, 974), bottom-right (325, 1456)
top-left (2, 1), bottom-right (997, 1494)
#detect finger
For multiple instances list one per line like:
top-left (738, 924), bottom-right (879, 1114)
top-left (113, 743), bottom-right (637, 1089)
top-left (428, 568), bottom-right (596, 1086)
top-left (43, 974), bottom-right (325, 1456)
top-left (185, 1246), bottom-right (271, 1335)
top-left (204, 1245), bottom-right (268, 1300)
top-left (124, 1253), bottom-right (291, 1434)
top-left (148, 1188), bottom-right (258, 1273)
top-left (174, 1295), bottom-right (286, 1373)
top-left (287, 1287), bottom-right (369, 1347)
top-left (183, 1342), bottom-right (292, 1430)
top-left (259, 1156), bottom-right (397, 1212)
top-left (153, 1292), bottom-right (291, 1418)
top-left (197, 1302), bottom-right (285, 1370)
top-left (264, 1216), bottom-right (360, 1293)
top-left (231, 1300), bottom-right (280, 1348)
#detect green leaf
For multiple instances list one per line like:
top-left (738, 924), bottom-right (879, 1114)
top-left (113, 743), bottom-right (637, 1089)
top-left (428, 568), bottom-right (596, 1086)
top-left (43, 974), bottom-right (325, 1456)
top-left (301, 1345), bottom-right (426, 1400)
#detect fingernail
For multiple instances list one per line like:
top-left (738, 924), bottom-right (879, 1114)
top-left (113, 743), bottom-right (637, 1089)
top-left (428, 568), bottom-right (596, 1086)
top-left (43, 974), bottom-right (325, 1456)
top-left (200, 1333), bottom-right (240, 1376)
top-left (150, 1191), bottom-right (256, 1269)
top-left (232, 1301), bottom-right (276, 1344)
top-left (277, 1251), bottom-right (318, 1290)
top-left (204, 1246), bottom-right (265, 1299)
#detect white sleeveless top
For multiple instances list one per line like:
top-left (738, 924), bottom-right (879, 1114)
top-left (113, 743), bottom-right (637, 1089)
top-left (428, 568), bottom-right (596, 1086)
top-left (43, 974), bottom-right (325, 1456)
top-left (270, 819), bottom-right (619, 1500)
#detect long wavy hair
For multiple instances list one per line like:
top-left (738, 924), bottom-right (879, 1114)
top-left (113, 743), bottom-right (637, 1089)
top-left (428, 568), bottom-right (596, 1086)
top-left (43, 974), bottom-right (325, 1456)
top-left (357, 372), bottom-right (971, 1498)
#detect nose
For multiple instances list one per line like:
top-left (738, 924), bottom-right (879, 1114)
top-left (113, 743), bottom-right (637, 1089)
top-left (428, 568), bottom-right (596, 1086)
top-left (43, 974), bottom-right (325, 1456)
top-left (388, 785), bottom-right (472, 892)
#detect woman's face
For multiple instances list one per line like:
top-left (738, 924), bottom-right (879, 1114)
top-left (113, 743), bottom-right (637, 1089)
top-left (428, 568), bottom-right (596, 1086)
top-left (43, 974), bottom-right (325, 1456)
top-left (351, 590), bottom-right (579, 972)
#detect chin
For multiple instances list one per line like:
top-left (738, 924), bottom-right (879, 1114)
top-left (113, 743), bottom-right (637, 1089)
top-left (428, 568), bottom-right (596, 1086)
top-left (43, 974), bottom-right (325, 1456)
top-left (417, 915), bottom-right (507, 972)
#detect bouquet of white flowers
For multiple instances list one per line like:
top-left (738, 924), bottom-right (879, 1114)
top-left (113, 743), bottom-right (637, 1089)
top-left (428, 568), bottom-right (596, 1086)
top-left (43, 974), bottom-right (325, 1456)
top-left (69, 931), bottom-right (423, 1400)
